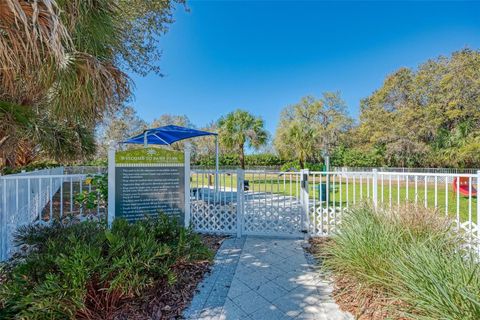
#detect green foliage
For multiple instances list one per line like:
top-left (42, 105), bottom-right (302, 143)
top-left (330, 145), bottom-right (383, 167)
top-left (81, 159), bottom-right (108, 167)
top-left (1, 162), bottom-right (61, 175)
top-left (0, 216), bottom-right (212, 319)
top-left (1, 0), bottom-right (182, 170)
top-left (274, 93), bottom-right (353, 168)
top-left (194, 153), bottom-right (285, 168)
top-left (356, 49), bottom-right (480, 168)
top-left (116, 0), bottom-right (186, 76)
top-left (75, 174), bottom-right (108, 210)
top-left (218, 110), bottom-right (268, 169)
top-left (322, 205), bottom-right (480, 319)
top-left (244, 154), bottom-right (285, 166)
top-left (280, 161), bottom-right (324, 172)
top-left (95, 105), bottom-right (147, 159)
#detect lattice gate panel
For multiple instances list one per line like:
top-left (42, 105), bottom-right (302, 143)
top-left (243, 193), bottom-right (304, 236)
top-left (190, 170), bottom-right (239, 235)
top-left (191, 201), bottom-right (237, 234)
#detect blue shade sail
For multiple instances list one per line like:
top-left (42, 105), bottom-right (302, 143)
top-left (123, 125), bottom-right (217, 145)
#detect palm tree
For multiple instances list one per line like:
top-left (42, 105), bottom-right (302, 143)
top-left (0, 0), bottom-right (181, 168)
top-left (218, 109), bottom-right (268, 169)
top-left (0, 1), bottom-right (130, 167)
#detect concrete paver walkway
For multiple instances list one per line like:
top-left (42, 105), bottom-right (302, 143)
top-left (184, 236), bottom-right (352, 320)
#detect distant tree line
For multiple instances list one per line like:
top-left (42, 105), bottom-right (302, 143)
top-left (352, 49), bottom-right (480, 168)
top-left (194, 154), bottom-right (285, 168)
top-left (4, 46), bottom-right (480, 170)
top-left (100, 49), bottom-right (480, 169)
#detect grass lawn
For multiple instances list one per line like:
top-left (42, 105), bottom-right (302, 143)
top-left (191, 172), bottom-right (478, 223)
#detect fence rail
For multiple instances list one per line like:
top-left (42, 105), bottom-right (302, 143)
top-left (334, 166), bottom-right (479, 174)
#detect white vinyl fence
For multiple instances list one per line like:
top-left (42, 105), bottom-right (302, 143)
top-left (308, 170), bottom-right (479, 253)
top-left (2, 167), bottom-right (479, 261)
top-left (0, 169), bottom-right (105, 261)
top-left (190, 169), bottom-right (480, 251)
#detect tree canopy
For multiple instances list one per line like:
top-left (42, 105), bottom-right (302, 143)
top-left (353, 49), bottom-right (480, 167)
top-left (274, 93), bottom-right (352, 168)
top-left (218, 110), bottom-right (268, 169)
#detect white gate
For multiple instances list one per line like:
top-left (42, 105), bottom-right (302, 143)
top-left (190, 170), bottom-right (239, 235)
top-left (189, 169), bottom-right (308, 238)
top-left (241, 170), bottom-right (306, 237)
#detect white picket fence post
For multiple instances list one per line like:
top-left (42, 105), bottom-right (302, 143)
top-left (107, 141), bottom-right (116, 228)
top-left (477, 170), bottom-right (480, 255)
top-left (372, 169), bottom-right (378, 208)
top-left (300, 169), bottom-right (310, 233)
top-left (1, 179), bottom-right (6, 261)
top-left (184, 145), bottom-right (191, 228)
top-left (236, 169), bottom-right (244, 238)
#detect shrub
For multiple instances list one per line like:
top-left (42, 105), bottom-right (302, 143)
top-left (322, 204), bottom-right (480, 319)
top-left (391, 243), bottom-right (480, 319)
top-left (330, 145), bottom-right (383, 167)
top-left (245, 154), bottom-right (285, 166)
top-left (75, 174), bottom-right (108, 211)
top-left (280, 160), bottom-right (324, 172)
top-left (0, 215), bottom-right (212, 319)
top-left (1, 161), bottom-right (61, 175)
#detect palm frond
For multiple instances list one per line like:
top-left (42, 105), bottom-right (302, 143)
top-left (0, 0), bottom-right (71, 104)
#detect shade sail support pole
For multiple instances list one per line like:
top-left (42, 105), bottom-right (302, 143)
top-left (143, 131), bottom-right (148, 148)
top-left (215, 135), bottom-right (219, 194)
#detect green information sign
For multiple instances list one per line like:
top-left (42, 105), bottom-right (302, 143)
top-left (113, 147), bottom-right (186, 224)
top-left (115, 147), bottom-right (184, 164)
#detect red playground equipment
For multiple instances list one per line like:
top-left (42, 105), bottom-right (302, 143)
top-left (452, 177), bottom-right (477, 197)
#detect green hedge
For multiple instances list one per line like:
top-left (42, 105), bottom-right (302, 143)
top-left (330, 146), bottom-right (383, 167)
top-left (1, 161), bottom-right (61, 175)
top-left (194, 153), bottom-right (287, 167)
top-left (280, 161), bottom-right (324, 172)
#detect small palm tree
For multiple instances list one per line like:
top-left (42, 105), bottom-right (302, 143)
top-left (218, 110), bottom-right (268, 169)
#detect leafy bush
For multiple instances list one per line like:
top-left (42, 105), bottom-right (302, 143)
top-left (1, 161), bottom-right (61, 175)
top-left (245, 154), bottom-right (285, 166)
top-left (280, 160), bottom-right (324, 171)
top-left (75, 174), bottom-right (108, 210)
top-left (0, 215), bottom-right (212, 319)
top-left (322, 205), bottom-right (480, 319)
top-left (330, 145), bottom-right (384, 167)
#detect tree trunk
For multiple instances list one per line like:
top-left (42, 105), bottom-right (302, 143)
top-left (239, 144), bottom-right (245, 169)
top-left (299, 158), bottom-right (305, 169)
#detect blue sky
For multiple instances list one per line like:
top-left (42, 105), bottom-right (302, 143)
top-left (129, 1), bottom-right (480, 135)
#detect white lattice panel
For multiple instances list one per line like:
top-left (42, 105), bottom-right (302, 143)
top-left (456, 220), bottom-right (480, 252)
top-left (309, 206), bottom-right (348, 236)
top-left (191, 200), bottom-right (237, 234)
top-left (243, 193), bottom-right (304, 236)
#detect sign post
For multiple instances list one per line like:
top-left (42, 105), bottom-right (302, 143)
top-left (108, 145), bottom-right (189, 226)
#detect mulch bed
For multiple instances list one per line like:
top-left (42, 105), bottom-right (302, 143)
top-left (307, 237), bottom-right (407, 320)
top-left (78, 234), bottom-right (226, 320)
